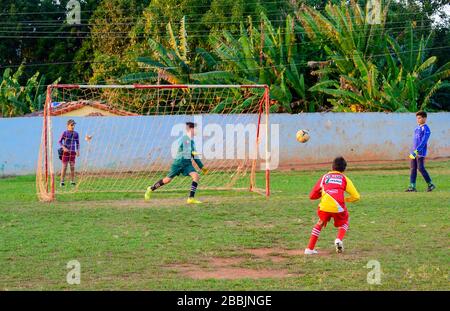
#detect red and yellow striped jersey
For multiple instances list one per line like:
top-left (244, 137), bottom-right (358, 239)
top-left (309, 171), bottom-right (360, 213)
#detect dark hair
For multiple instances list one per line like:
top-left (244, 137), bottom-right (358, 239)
top-left (332, 156), bottom-right (347, 172)
top-left (67, 119), bottom-right (76, 125)
top-left (416, 111), bottom-right (427, 118)
top-left (186, 122), bottom-right (196, 128)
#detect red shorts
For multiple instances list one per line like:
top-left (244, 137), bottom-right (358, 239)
top-left (62, 151), bottom-right (77, 164)
top-left (317, 208), bottom-right (349, 228)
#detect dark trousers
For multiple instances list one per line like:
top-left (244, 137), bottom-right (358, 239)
top-left (410, 157), bottom-right (432, 184)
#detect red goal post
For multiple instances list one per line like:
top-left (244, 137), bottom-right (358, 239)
top-left (36, 84), bottom-right (271, 202)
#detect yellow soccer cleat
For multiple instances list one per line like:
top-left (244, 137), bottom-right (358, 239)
top-left (144, 187), bottom-right (152, 201)
top-left (187, 197), bottom-right (202, 204)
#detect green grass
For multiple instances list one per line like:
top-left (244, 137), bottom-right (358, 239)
top-left (0, 161), bottom-right (449, 290)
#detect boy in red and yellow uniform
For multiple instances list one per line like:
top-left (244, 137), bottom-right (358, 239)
top-left (305, 156), bottom-right (360, 255)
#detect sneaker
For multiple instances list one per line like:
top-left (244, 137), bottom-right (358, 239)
top-left (427, 184), bottom-right (436, 192)
top-left (335, 238), bottom-right (344, 253)
top-left (187, 198), bottom-right (202, 204)
top-left (70, 181), bottom-right (76, 186)
top-left (60, 181), bottom-right (65, 187)
top-left (144, 187), bottom-right (152, 201)
top-left (405, 186), bottom-right (417, 192)
top-left (304, 248), bottom-right (318, 255)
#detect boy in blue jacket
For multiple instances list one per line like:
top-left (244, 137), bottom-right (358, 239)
top-left (406, 111), bottom-right (436, 192)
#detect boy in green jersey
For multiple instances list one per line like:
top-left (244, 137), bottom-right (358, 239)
top-left (145, 122), bottom-right (208, 204)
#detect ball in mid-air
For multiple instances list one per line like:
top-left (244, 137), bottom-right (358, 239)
top-left (296, 129), bottom-right (310, 143)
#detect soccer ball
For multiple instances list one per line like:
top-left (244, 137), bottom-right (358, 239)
top-left (296, 129), bottom-right (310, 143)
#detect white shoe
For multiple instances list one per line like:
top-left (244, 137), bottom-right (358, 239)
top-left (304, 248), bottom-right (318, 255)
top-left (335, 239), bottom-right (344, 253)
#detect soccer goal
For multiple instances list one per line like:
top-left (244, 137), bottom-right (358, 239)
top-left (36, 84), bottom-right (271, 202)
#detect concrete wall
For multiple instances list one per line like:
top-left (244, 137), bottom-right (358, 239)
top-left (274, 113), bottom-right (450, 168)
top-left (1, 113), bottom-right (449, 175)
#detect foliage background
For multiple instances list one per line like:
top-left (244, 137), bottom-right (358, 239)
top-left (0, 0), bottom-right (449, 115)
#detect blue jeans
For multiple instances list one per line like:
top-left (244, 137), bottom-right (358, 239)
top-left (410, 157), bottom-right (431, 184)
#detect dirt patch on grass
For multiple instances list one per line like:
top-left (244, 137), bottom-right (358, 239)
top-left (167, 247), bottom-right (337, 280)
top-left (167, 252), bottom-right (296, 280)
top-left (57, 196), bottom-right (251, 209)
top-left (244, 248), bottom-right (290, 262)
top-left (244, 247), bottom-right (333, 259)
top-left (177, 266), bottom-right (293, 280)
top-left (208, 257), bottom-right (245, 267)
top-left (55, 198), bottom-right (182, 209)
top-left (168, 261), bottom-right (294, 280)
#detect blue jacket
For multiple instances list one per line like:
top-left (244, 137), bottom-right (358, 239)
top-left (412, 124), bottom-right (431, 157)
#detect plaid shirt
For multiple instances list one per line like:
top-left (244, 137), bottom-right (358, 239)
top-left (58, 130), bottom-right (79, 152)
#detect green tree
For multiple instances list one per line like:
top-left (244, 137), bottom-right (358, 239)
top-left (299, 0), bottom-right (450, 111)
top-left (74, 0), bottom-right (150, 84)
top-left (125, 10), bottom-right (324, 112)
top-left (0, 65), bottom-right (54, 117)
top-left (122, 17), bottom-right (195, 85)
top-left (0, 0), bottom-right (100, 84)
top-left (196, 13), bottom-right (310, 112)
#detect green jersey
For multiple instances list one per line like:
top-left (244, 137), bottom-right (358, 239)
top-left (174, 134), bottom-right (204, 169)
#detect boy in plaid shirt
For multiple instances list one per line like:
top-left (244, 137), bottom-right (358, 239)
top-left (58, 119), bottom-right (80, 186)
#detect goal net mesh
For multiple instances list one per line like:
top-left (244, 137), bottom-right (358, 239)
top-left (36, 85), bottom-right (270, 201)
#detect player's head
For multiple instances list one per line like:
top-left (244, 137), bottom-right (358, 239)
top-left (67, 119), bottom-right (76, 131)
top-left (186, 122), bottom-right (196, 136)
top-left (332, 156), bottom-right (347, 172)
top-left (416, 111), bottom-right (427, 125)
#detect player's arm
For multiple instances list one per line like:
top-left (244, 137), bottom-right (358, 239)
top-left (193, 157), bottom-right (204, 169)
top-left (191, 143), bottom-right (204, 169)
top-left (192, 150), bottom-right (204, 169)
top-left (75, 133), bottom-right (80, 156)
top-left (58, 132), bottom-right (68, 152)
top-left (344, 177), bottom-right (360, 203)
top-left (58, 132), bottom-right (65, 146)
top-left (191, 148), bottom-right (204, 169)
top-left (309, 177), bottom-right (323, 200)
top-left (194, 157), bottom-right (208, 174)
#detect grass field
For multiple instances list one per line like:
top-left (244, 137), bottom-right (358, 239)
top-left (0, 160), bottom-right (449, 290)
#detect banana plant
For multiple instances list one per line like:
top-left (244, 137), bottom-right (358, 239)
top-left (124, 17), bottom-right (225, 112)
top-left (299, 0), bottom-right (450, 112)
top-left (0, 65), bottom-right (49, 117)
top-left (126, 12), bottom-right (312, 112)
top-left (122, 16), bottom-right (198, 85)
top-left (192, 13), bottom-right (310, 112)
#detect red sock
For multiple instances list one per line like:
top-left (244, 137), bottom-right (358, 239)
top-left (307, 224), bottom-right (322, 250)
top-left (337, 223), bottom-right (348, 240)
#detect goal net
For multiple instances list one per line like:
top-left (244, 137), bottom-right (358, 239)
top-left (36, 84), bottom-right (271, 201)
